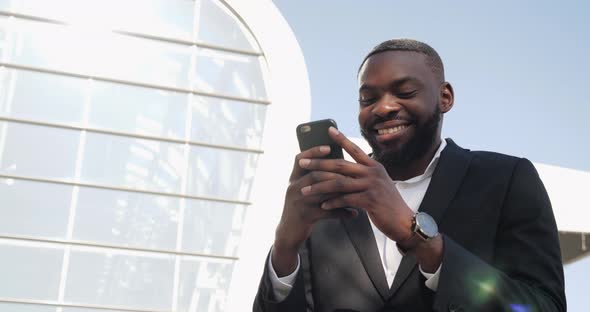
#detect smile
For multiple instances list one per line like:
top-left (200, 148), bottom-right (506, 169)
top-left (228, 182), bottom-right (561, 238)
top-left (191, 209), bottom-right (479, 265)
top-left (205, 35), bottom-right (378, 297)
top-left (377, 125), bottom-right (408, 135)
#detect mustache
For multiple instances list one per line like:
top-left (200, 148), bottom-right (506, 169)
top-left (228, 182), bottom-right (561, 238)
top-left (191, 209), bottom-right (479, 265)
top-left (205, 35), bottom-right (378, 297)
top-left (364, 114), bottom-right (416, 130)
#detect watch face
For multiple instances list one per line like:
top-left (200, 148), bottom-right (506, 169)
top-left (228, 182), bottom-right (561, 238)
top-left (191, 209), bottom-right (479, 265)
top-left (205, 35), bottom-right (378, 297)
top-left (416, 212), bottom-right (438, 238)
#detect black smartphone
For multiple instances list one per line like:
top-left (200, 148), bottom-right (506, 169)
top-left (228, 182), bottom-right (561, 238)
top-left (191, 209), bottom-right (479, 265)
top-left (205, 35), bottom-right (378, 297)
top-left (296, 119), bottom-right (357, 215)
top-left (296, 119), bottom-right (344, 159)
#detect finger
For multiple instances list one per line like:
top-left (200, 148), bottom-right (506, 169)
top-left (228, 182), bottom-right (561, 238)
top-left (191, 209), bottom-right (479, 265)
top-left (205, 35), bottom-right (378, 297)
top-left (293, 170), bottom-right (345, 191)
top-left (299, 158), bottom-right (367, 177)
top-left (328, 127), bottom-right (374, 166)
top-left (289, 145), bottom-right (331, 181)
top-left (301, 176), bottom-right (367, 196)
top-left (320, 192), bottom-right (364, 211)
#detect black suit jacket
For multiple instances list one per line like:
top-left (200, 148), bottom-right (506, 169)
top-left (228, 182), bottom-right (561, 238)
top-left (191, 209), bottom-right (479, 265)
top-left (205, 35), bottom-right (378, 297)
top-left (253, 139), bottom-right (566, 311)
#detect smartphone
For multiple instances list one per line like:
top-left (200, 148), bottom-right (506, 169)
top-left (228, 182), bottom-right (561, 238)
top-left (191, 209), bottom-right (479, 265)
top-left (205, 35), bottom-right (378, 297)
top-left (296, 119), bottom-right (357, 215)
top-left (296, 119), bottom-right (344, 159)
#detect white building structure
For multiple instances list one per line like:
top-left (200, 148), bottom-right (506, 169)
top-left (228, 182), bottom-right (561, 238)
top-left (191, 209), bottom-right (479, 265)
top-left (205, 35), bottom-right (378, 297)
top-left (0, 0), bottom-right (310, 311)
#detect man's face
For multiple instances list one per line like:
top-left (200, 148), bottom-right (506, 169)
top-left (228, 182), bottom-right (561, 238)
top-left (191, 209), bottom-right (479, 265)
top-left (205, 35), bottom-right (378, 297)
top-left (358, 51), bottom-right (443, 167)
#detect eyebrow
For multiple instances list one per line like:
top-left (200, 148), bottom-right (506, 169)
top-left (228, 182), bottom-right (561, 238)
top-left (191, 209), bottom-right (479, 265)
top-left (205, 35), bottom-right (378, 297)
top-left (359, 76), bottom-right (423, 93)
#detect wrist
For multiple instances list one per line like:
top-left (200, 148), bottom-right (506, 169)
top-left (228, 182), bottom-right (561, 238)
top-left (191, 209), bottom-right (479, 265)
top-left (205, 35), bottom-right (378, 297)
top-left (396, 212), bottom-right (441, 264)
top-left (274, 223), bottom-right (309, 253)
top-left (271, 243), bottom-right (300, 278)
top-left (413, 235), bottom-right (443, 273)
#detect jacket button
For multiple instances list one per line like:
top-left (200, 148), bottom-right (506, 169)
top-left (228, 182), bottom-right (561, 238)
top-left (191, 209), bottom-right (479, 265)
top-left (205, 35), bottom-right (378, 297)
top-left (448, 303), bottom-right (463, 312)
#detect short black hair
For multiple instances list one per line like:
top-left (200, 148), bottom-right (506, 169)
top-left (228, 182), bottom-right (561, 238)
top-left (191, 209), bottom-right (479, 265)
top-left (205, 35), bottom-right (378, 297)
top-left (358, 39), bottom-right (445, 81)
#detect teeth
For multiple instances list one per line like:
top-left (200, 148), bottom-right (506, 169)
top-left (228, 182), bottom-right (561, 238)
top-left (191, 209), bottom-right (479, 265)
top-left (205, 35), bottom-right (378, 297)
top-left (377, 125), bottom-right (407, 135)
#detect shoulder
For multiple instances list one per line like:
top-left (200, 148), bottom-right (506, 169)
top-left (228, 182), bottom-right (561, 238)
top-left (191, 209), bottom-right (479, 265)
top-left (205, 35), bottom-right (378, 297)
top-left (445, 139), bottom-right (536, 180)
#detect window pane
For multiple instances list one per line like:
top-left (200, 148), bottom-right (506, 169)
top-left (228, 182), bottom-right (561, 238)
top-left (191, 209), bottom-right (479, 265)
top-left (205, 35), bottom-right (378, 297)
top-left (64, 249), bottom-right (175, 311)
top-left (0, 178), bottom-right (71, 239)
top-left (0, 67), bottom-right (191, 141)
top-left (0, 303), bottom-right (56, 312)
top-left (73, 187), bottom-right (179, 250)
top-left (0, 242), bottom-right (63, 301)
top-left (0, 68), bottom-right (87, 125)
top-left (79, 132), bottom-right (185, 194)
top-left (197, 0), bottom-right (259, 52)
top-left (182, 200), bottom-right (246, 257)
top-left (0, 17), bottom-right (10, 61)
top-left (186, 146), bottom-right (258, 201)
top-left (9, 0), bottom-right (195, 41)
top-left (194, 49), bottom-right (267, 101)
top-left (190, 96), bottom-right (266, 149)
top-left (0, 1), bottom-right (10, 11)
top-left (0, 121), bottom-right (79, 180)
top-left (4, 18), bottom-right (192, 89)
top-left (177, 258), bottom-right (234, 312)
top-left (88, 80), bottom-right (188, 140)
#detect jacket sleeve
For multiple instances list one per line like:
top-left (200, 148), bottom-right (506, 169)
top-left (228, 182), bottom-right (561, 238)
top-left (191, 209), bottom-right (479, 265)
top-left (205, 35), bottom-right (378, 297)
top-left (252, 249), bottom-right (309, 312)
top-left (433, 158), bottom-right (566, 311)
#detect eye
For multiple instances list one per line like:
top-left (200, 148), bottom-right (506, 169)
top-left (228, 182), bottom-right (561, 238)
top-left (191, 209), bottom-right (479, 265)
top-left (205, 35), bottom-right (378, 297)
top-left (397, 90), bottom-right (417, 99)
top-left (358, 97), bottom-right (377, 106)
top-left (358, 93), bottom-right (379, 106)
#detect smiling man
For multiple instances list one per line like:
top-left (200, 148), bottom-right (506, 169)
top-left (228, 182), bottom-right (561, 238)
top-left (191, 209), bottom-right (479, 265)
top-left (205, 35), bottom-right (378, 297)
top-left (253, 39), bottom-right (566, 311)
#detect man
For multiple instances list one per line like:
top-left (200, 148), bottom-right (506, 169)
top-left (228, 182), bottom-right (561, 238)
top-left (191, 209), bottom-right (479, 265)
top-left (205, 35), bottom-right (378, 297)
top-left (253, 39), bottom-right (565, 311)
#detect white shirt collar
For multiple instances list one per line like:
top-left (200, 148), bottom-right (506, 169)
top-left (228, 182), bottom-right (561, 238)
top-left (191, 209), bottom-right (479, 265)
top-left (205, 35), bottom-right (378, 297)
top-left (394, 138), bottom-right (447, 184)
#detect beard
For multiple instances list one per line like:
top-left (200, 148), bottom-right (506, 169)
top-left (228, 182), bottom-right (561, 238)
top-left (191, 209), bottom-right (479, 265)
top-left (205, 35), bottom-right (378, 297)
top-left (361, 106), bottom-right (441, 168)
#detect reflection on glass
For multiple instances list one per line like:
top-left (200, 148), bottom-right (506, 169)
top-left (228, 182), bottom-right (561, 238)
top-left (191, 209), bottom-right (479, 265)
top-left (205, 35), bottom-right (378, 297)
top-left (177, 258), bottom-right (234, 312)
top-left (64, 250), bottom-right (174, 310)
top-left (0, 68), bottom-right (87, 125)
top-left (182, 200), bottom-right (246, 257)
top-left (73, 187), bottom-right (179, 251)
top-left (80, 132), bottom-right (185, 193)
top-left (0, 121), bottom-right (79, 180)
top-left (89, 80), bottom-right (188, 140)
top-left (194, 48), bottom-right (268, 100)
top-left (197, 0), bottom-right (259, 52)
top-left (186, 146), bottom-right (258, 201)
top-left (0, 178), bottom-right (71, 239)
top-left (4, 18), bottom-right (192, 88)
top-left (0, 243), bottom-right (63, 301)
top-left (190, 96), bottom-right (266, 149)
top-left (9, 0), bottom-right (195, 41)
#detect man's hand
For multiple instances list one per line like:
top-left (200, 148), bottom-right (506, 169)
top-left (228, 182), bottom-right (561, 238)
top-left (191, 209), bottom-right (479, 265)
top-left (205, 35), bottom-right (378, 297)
top-left (299, 127), bottom-right (443, 272)
top-left (298, 127), bottom-right (415, 243)
top-left (272, 144), bottom-right (357, 277)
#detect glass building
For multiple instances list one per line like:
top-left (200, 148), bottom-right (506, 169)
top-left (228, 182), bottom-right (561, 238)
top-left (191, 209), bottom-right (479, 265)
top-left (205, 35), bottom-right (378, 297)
top-left (0, 0), bottom-right (311, 311)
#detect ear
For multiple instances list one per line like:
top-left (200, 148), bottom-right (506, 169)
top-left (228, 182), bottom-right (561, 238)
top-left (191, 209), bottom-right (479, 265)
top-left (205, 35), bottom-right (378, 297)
top-left (439, 82), bottom-right (454, 113)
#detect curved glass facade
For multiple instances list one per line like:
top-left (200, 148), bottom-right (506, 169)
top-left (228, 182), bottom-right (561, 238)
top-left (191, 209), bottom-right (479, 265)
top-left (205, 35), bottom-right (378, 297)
top-left (0, 0), bottom-right (271, 311)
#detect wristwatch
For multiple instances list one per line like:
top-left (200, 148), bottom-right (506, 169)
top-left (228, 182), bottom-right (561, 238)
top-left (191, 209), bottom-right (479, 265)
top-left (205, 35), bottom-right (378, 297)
top-left (396, 212), bottom-right (439, 254)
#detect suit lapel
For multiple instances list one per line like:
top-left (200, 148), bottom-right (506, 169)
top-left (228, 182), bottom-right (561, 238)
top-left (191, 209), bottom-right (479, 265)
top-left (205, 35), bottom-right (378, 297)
top-left (341, 211), bottom-right (390, 301)
top-left (389, 139), bottom-right (474, 297)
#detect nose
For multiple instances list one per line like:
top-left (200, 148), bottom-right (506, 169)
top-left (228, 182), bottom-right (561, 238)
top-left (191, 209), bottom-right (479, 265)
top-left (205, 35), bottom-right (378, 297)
top-left (371, 93), bottom-right (401, 119)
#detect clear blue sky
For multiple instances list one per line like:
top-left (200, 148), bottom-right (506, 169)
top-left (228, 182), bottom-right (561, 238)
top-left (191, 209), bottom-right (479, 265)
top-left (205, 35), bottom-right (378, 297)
top-left (273, 0), bottom-right (589, 310)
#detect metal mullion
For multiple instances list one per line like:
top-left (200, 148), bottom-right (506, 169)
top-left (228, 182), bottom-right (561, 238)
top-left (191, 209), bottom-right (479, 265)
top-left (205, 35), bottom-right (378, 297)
top-left (0, 174), bottom-right (252, 206)
top-left (0, 298), bottom-right (172, 312)
top-left (115, 29), bottom-right (262, 56)
top-left (0, 235), bottom-right (239, 261)
top-left (0, 11), bottom-right (66, 26)
top-left (0, 10), bottom-right (264, 57)
top-left (0, 116), bottom-right (264, 154)
top-left (56, 77), bottom-right (93, 309)
top-left (0, 62), bottom-right (271, 105)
